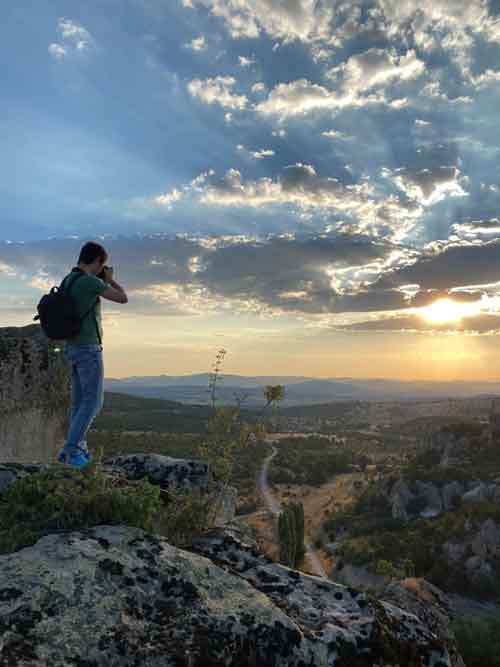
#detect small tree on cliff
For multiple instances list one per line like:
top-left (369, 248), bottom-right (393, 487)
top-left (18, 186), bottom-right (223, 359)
top-left (196, 348), bottom-right (285, 525)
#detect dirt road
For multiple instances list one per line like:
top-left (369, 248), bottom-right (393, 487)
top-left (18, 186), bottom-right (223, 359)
top-left (258, 446), bottom-right (327, 578)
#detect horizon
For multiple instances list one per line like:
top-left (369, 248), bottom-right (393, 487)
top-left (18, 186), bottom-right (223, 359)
top-left (3, 2), bottom-right (500, 380)
top-left (105, 371), bottom-right (500, 385)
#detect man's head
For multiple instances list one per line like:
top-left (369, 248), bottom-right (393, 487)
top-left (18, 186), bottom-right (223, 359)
top-left (77, 241), bottom-right (108, 276)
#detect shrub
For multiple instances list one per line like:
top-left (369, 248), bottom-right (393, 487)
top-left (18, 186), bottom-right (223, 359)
top-left (0, 452), bottom-right (162, 554)
top-left (373, 559), bottom-right (404, 579)
top-left (152, 486), bottom-right (218, 547)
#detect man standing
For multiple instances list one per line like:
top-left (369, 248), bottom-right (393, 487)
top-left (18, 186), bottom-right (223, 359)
top-left (56, 241), bottom-right (128, 468)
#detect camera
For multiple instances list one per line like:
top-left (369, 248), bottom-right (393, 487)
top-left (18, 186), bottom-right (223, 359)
top-left (97, 265), bottom-right (112, 280)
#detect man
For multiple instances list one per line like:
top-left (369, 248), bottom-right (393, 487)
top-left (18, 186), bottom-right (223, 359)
top-left (56, 241), bottom-right (128, 468)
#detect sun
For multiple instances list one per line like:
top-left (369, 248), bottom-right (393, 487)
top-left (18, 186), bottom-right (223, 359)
top-left (418, 298), bottom-right (481, 324)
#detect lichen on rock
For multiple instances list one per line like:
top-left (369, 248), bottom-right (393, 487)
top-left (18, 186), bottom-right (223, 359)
top-left (0, 325), bottom-right (70, 463)
top-left (0, 524), bottom-right (461, 666)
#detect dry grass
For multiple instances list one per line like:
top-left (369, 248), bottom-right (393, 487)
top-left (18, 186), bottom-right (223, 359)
top-left (240, 472), bottom-right (366, 574)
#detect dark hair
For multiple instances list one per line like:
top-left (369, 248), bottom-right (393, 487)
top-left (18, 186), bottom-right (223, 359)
top-left (78, 241), bottom-right (108, 265)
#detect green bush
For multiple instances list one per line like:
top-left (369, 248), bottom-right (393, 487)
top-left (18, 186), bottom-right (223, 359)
top-left (354, 483), bottom-right (392, 516)
top-left (152, 486), bottom-right (219, 547)
top-left (0, 456), bottom-right (162, 555)
top-left (268, 437), bottom-right (368, 487)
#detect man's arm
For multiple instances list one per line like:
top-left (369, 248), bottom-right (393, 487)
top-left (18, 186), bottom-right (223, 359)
top-left (101, 278), bottom-right (128, 304)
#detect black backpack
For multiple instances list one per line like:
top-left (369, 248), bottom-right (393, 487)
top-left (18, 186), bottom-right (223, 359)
top-left (33, 269), bottom-right (102, 343)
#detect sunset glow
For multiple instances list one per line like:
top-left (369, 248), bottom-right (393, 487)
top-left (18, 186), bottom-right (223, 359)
top-left (3, 2), bottom-right (500, 380)
top-left (418, 298), bottom-right (481, 324)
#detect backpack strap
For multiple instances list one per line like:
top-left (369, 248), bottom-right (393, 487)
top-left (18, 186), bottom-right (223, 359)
top-left (63, 270), bottom-right (103, 346)
top-left (60, 268), bottom-right (86, 295)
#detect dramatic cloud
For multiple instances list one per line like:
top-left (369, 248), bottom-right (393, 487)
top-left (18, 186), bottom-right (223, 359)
top-left (385, 166), bottom-right (467, 205)
top-left (375, 240), bottom-right (500, 291)
top-left (339, 313), bottom-right (500, 335)
top-left (0, 234), bottom-right (395, 317)
top-left (183, 0), bottom-right (334, 43)
top-left (199, 164), bottom-right (374, 213)
top-left (6, 0), bottom-right (500, 356)
top-left (256, 48), bottom-right (424, 118)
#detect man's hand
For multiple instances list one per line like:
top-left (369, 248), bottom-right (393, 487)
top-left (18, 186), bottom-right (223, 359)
top-left (101, 267), bottom-right (128, 304)
top-left (103, 266), bottom-right (114, 283)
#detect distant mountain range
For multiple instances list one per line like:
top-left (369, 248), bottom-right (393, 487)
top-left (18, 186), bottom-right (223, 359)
top-left (103, 374), bottom-right (500, 406)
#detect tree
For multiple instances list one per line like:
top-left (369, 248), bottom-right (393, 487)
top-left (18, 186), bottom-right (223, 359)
top-left (197, 349), bottom-right (285, 526)
top-left (278, 501), bottom-right (305, 568)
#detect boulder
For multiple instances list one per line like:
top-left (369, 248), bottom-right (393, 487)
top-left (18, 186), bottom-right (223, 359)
top-left (102, 453), bottom-right (210, 491)
top-left (464, 555), bottom-right (495, 581)
top-left (462, 483), bottom-right (489, 504)
top-left (0, 455), bottom-right (237, 528)
top-left (0, 325), bottom-right (70, 463)
top-left (415, 481), bottom-right (442, 516)
top-left (389, 480), bottom-right (415, 521)
top-left (330, 561), bottom-right (388, 592)
top-left (0, 525), bottom-right (460, 666)
top-left (471, 519), bottom-right (500, 558)
top-left (381, 578), bottom-right (464, 667)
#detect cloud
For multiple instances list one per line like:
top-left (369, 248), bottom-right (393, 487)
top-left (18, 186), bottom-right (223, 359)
top-left (185, 35), bottom-right (207, 51)
top-left (256, 48), bottom-right (424, 118)
top-left (327, 48), bottom-right (424, 90)
top-left (251, 82), bottom-right (266, 94)
top-left (7, 233), bottom-right (500, 325)
top-left (0, 234), bottom-right (394, 318)
top-left (238, 55), bottom-right (255, 67)
top-left (188, 76), bottom-right (248, 109)
top-left (48, 17), bottom-right (93, 60)
top-left (182, 0), bottom-right (500, 90)
top-left (182, 0), bottom-right (334, 43)
top-left (135, 163), bottom-right (424, 242)
top-left (322, 129), bottom-right (351, 140)
top-left (450, 218), bottom-right (500, 242)
top-left (48, 44), bottom-right (67, 60)
top-left (374, 240), bottom-right (500, 292)
top-left (153, 188), bottom-right (184, 208)
top-left (197, 234), bottom-right (395, 314)
top-left (199, 164), bottom-right (375, 215)
top-left (251, 149), bottom-right (274, 159)
top-left (384, 166), bottom-right (467, 205)
top-left (255, 79), bottom-right (343, 117)
top-left (237, 145), bottom-right (275, 159)
top-left (339, 312), bottom-right (500, 335)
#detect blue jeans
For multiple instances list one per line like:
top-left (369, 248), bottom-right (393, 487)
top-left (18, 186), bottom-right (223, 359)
top-left (62, 343), bottom-right (104, 454)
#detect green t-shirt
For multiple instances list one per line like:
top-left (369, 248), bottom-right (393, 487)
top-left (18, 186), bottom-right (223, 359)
top-left (61, 269), bottom-right (111, 346)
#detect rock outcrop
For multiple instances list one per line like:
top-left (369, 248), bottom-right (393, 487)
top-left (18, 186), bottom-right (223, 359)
top-left (0, 453), bottom-right (237, 529)
top-left (389, 478), bottom-right (500, 521)
top-left (381, 578), bottom-right (463, 665)
top-left (443, 518), bottom-right (500, 588)
top-left (0, 523), bottom-right (462, 666)
top-left (0, 324), bottom-right (70, 464)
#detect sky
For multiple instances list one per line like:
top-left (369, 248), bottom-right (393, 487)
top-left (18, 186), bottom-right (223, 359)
top-left (3, 0), bottom-right (500, 380)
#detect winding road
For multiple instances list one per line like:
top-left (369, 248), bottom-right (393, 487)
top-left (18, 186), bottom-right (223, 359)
top-left (259, 445), bottom-right (328, 579)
